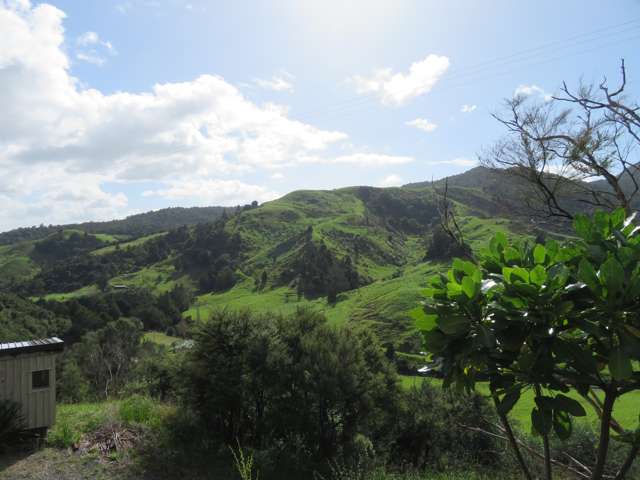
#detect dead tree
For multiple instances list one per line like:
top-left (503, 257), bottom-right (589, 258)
top-left (482, 59), bottom-right (639, 219)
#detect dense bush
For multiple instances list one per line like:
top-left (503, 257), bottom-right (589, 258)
top-left (167, 309), bottom-right (501, 478)
top-left (391, 382), bottom-right (500, 471)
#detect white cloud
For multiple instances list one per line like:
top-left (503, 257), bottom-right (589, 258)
top-left (406, 118), bottom-right (437, 133)
top-left (143, 179), bottom-right (279, 206)
top-left (427, 158), bottom-right (477, 167)
top-left (75, 31), bottom-right (116, 65)
top-left (349, 54), bottom-right (450, 106)
top-left (377, 174), bottom-right (403, 187)
top-left (254, 72), bottom-right (294, 92)
top-left (514, 84), bottom-right (552, 102)
top-left (0, 2), bottom-right (399, 230)
top-left (270, 172), bottom-right (285, 180)
top-left (303, 153), bottom-right (414, 166)
top-left (461, 104), bottom-right (477, 113)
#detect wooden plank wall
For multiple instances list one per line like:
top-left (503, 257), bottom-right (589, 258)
top-left (0, 352), bottom-right (57, 429)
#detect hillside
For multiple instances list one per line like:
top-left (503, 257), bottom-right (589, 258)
top-left (0, 167), bottom-right (559, 346)
top-left (0, 205), bottom-right (230, 245)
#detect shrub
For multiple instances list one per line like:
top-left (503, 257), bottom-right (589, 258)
top-left (0, 400), bottom-right (28, 451)
top-left (389, 381), bottom-right (501, 471)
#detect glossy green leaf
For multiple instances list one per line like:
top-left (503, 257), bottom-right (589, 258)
top-left (600, 257), bottom-right (624, 298)
top-left (573, 214), bottom-right (591, 239)
top-left (553, 410), bottom-right (573, 440)
top-left (437, 315), bottom-right (470, 336)
top-left (530, 265), bottom-right (547, 286)
top-left (497, 389), bottom-right (521, 416)
top-left (554, 394), bottom-right (586, 417)
top-left (609, 347), bottom-right (633, 380)
top-left (532, 407), bottom-right (553, 436)
top-left (578, 258), bottom-right (599, 293)
top-left (477, 324), bottom-right (496, 348)
top-left (423, 329), bottom-right (448, 354)
top-left (533, 244), bottom-right (546, 264)
top-left (461, 276), bottom-right (478, 299)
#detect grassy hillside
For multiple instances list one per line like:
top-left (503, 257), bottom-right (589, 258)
top-left (0, 170), bottom-right (549, 346)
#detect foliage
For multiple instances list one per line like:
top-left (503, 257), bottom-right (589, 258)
top-left (71, 317), bottom-right (143, 398)
top-left (0, 292), bottom-right (70, 341)
top-left (391, 382), bottom-right (500, 471)
top-left (180, 309), bottom-right (400, 474)
top-left (0, 400), bottom-right (28, 452)
top-left (420, 208), bottom-right (640, 479)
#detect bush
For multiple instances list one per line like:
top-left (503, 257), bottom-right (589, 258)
top-left (389, 381), bottom-right (501, 471)
top-left (178, 308), bottom-right (400, 476)
top-left (0, 400), bottom-right (28, 451)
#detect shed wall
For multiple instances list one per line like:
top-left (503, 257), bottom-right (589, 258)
top-left (0, 352), bottom-right (57, 429)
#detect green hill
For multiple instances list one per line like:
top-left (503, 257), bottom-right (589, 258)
top-left (0, 166), bottom-right (595, 346)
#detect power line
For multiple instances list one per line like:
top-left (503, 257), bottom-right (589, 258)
top-left (294, 18), bottom-right (640, 122)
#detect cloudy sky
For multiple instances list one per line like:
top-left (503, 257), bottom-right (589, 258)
top-left (1, 0), bottom-right (639, 230)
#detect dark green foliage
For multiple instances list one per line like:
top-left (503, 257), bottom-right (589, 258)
top-left (180, 309), bottom-right (399, 473)
top-left (424, 224), bottom-right (472, 261)
top-left (0, 292), bottom-right (71, 341)
top-left (391, 382), bottom-right (500, 470)
top-left (0, 400), bottom-right (28, 452)
top-left (420, 209), bottom-right (640, 478)
top-left (0, 205), bottom-right (231, 245)
top-left (31, 230), bottom-right (106, 265)
top-left (354, 187), bottom-right (439, 234)
top-left (71, 317), bottom-right (143, 398)
top-left (282, 239), bottom-right (360, 298)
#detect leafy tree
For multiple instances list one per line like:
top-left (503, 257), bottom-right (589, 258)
top-left (73, 317), bottom-right (143, 398)
top-left (419, 209), bottom-right (640, 480)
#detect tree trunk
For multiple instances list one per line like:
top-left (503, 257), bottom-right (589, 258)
top-left (492, 394), bottom-right (533, 480)
top-left (592, 388), bottom-right (617, 480)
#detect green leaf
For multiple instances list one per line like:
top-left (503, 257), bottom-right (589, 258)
top-left (415, 313), bottom-right (438, 331)
top-left (553, 410), bottom-right (573, 440)
top-left (573, 214), bottom-right (591, 239)
top-left (423, 329), bottom-right (448, 354)
top-left (477, 324), bottom-right (496, 348)
top-left (490, 232), bottom-right (508, 256)
top-left (609, 347), bottom-right (633, 380)
top-left (532, 407), bottom-right (553, 436)
top-left (511, 267), bottom-right (530, 284)
top-left (578, 259), bottom-right (600, 293)
top-left (600, 257), bottom-right (624, 299)
top-left (610, 208), bottom-right (626, 230)
top-left (554, 394), bottom-right (586, 417)
top-left (503, 247), bottom-right (521, 264)
top-left (533, 244), bottom-right (547, 264)
top-left (530, 265), bottom-right (547, 286)
top-left (497, 389), bottom-right (521, 416)
top-left (461, 276), bottom-right (478, 299)
top-left (437, 315), bottom-right (471, 336)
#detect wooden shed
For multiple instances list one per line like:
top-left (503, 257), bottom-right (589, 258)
top-left (0, 337), bottom-right (64, 431)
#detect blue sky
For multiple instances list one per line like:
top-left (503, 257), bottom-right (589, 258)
top-left (1, 0), bottom-right (639, 230)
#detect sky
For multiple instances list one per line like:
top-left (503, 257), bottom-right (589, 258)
top-left (1, 0), bottom-right (639, 231)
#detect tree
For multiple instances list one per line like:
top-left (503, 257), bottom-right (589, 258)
top-left (482, 60), bottom-right (640, 221)
top-left (419, 209), bottom-right (640, 480)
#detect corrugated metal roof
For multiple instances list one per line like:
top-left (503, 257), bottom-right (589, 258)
top-left (0, 337), bottom-right (64, 356)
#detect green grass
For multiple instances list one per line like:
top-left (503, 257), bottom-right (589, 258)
top-left (109, 260), bottom-right (191, 295)
top-left (186, 262), bottom-right (440, 342)
top-left (0, 241), bottom-right (39, 283)
top-left (37, 284), bottom-right (100, 302)
top-left (143, 331), bottom-right (181, 346)
top-left (91, 232), bottom-right (167, 256)
top-left (400, 375), bottom-right (640, 430)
